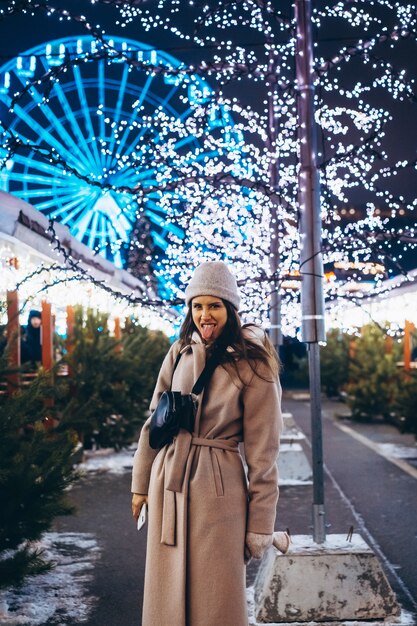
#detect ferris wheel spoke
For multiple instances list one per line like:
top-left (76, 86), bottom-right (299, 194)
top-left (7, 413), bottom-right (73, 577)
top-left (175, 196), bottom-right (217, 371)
top-left (113, 251), bottom-right (123, 267)
top-left (6, 73), bottom-right (91, 173)
top-left (114, 194), bottom-right (136, 217)
top-left (105, 64), bottom-right (130, 170)
top-left (115, 168), bottom-right (158, 189)
top-left (109, 219), bottom-right (131, 242)
top-left (72, 65), bottom-right (102, 171)
top-left (66, 191), bottom-right (133, 245)
top-left (124, 89), bottom-right (183, 163)
top-left (71, 204), bottom-right (98, 240)
top-left (98, 60), bottom-right (106, 143)
top-left (34, 191), bottom-right (88, 214)
top-left (51, 80), bottom-right (100, 172)
top-left (86, 210), bottom-right (101, 249)
top-left (97, 213), bottom-right (116, 253)
top-left (27, 85), bottom-right (93, 173)
top-left (116, 73), bottom-right (154, 157)
top-left (6, 101), bottom-right (90, 172)
top-left (118, 120), bottom-right (156, 163)
top-left (5, 171), bottom-right (68, 188)
top-left (89, 212), bottom-right (105, 252)
top-left (97, 193), bottom-right (132, 238)
top-left (10, 152), bottom-right (80, 180)
top-left (145, 202), bottom-right (183, 238)
top-left (11, 186), bottom-right (69, 199)
top-left (51, 194), bottom-right (97, 223)
top-left (129, 116), bottom-right (191, 164)
top-left (147, 224), bottom-right (169, 251)
top-left (48, 195), bottom-right (96, 227)
top-left (158, 83), bottom-right (181, 116)
top-left (172, 135), bottom-right (198, 151)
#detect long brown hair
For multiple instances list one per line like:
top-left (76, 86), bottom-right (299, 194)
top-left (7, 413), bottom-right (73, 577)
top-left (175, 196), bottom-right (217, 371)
top-left (179, 299), bottom-right (280, 383)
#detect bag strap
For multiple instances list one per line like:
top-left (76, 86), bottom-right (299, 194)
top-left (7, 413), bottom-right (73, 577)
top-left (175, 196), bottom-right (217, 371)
top-left (169, 344), bottom-right (226, 395)
top-left (169, 350), bottom-right (183, 391)
top-left (192, 345), bottom-right (226, 395)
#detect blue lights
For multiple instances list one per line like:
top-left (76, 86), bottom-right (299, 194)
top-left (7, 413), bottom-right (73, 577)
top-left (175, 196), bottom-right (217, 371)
top-left (0, 35), bottom-right (239, 274)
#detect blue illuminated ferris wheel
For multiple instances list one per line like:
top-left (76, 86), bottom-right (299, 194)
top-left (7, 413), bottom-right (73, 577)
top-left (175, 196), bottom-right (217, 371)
top-left (0, 36), bottom-right (241, 270)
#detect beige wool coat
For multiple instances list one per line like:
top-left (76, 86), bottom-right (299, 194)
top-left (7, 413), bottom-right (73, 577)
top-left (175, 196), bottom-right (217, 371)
top-left (131, 329), bottom-right (282, 626)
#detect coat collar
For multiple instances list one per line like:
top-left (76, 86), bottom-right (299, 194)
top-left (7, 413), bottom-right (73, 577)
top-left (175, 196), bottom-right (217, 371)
top-left (178, 331), bottom-right (204, 355)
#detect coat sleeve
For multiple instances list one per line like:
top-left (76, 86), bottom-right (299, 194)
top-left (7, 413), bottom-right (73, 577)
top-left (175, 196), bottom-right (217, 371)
top-left (131, 341), bottom-right (181, 494)
top-left (242, 364), bottom-right (283, 534)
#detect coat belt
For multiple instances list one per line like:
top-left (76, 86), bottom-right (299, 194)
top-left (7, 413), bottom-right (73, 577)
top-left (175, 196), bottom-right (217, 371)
top-left (161, 431), bottom-right (240, 546)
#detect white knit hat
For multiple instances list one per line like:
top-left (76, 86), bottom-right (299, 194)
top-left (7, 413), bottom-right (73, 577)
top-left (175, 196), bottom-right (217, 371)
top-left (185, 261), bottom-right (240, 310)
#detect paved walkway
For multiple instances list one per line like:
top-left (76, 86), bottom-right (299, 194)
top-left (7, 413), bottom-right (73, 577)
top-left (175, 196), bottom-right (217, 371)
top-left (284, 393), bottom-right (417, 617)
top-left (49, 393), bottom-right (417, 625)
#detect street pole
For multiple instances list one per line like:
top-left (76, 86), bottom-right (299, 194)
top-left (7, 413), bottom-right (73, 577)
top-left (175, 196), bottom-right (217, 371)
top-left (295, 0), bottom-right (326, 543)
top-left (267, 46), bottom-right (282, 353)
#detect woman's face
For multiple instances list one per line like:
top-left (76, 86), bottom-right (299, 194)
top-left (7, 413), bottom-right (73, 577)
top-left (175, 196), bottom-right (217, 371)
top-left (191, 296), bottom-right (228, 343)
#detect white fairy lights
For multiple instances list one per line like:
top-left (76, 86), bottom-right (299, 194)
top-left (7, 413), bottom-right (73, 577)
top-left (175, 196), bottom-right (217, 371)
top-left (0, 0), bottom-right (416, 337)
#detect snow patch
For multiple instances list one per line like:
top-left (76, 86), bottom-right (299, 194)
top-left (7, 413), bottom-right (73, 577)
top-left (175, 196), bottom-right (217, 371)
top-left (78, 446), bottom-right (135, 475)
top-left (246, 586), bottom-right (414, 626)
top-left (279, 533), bottom-right (373, 555)
top-left (0, 532), bottom-right (100, 625)
top-left (279, 478), bottom-right (313, 486)
top-left (376, 443), bottom-right (417, 460)
top-left (289, 392), bottom-right (310, 401)
top-left (281, 429), bottom-right (306, 441)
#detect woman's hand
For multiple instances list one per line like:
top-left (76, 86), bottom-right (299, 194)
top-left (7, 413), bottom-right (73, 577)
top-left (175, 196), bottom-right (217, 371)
top-left (132, 493), bottom-right (148, 521)
top-left (245, 532), bottom-right (272, 561)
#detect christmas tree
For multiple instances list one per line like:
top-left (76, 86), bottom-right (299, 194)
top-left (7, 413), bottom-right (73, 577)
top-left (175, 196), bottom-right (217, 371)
top-left (320, 328), bottom-right (350, 398)
top-left (122, 321), bottom-right (171, 422)
top-left (0, 350), bottom-right (76, 588)
top-left (346, 324), bottom-right (400, 421)
top-left (58, 308), bottom-right (170, 449)
top-left (395, 371), bottom-right (417, 436)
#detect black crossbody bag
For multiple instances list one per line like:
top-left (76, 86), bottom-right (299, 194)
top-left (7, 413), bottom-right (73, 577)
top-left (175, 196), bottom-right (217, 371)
top-left (149, 345), bottom-right (224, 450)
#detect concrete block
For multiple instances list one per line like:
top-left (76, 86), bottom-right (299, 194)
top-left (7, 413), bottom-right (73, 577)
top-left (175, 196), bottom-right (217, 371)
top-left (278, 443), bottom-right (313, 485)
top-left (281, 425), bottom-right (306, 442)
top-left (254, 534), bottom-right (400, 623)
top-left (282, 412), bottom-right (297, 429)
top-left (281, 412), bottom-right (307, 441)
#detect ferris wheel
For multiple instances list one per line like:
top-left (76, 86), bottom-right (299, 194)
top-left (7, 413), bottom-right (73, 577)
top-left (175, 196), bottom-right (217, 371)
top-left (0, 36), bottom-right (241, 270)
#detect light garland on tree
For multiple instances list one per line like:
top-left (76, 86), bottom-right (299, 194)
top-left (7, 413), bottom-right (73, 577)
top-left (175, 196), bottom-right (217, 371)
top-left (0, 0), bottom-right (416, 338)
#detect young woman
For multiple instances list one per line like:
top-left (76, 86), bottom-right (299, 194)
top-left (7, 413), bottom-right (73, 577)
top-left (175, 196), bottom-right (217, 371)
top-left (131, 261), bottom-right (283, 626)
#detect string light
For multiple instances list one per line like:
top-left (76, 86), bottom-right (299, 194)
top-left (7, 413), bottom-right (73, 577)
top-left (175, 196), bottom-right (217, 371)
top-left (0, 0), bottom-right (416, 337)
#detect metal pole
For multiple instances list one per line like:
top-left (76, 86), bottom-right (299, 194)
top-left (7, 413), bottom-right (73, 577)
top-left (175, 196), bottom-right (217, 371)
top-left (295, 0), bottom-right (326, 543)
top-left (6, 289), bottom-right (20, 396)
top-left (308, 342), bottom-right (325, 542)
top-left (269, 289), bottom-right (282, 353)
top-left (41, 300), bottom-right (54, 371)
top-left (267, 46), bottom-right (283, 353)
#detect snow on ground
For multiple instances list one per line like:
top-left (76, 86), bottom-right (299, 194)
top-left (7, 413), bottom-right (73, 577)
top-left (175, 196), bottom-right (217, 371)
top-left (246, 586), bottom-right (415, 626)
top-left (276, 533), bottom-right (372, 554)
top-left (279, 478), bottom-right (313, 486)
top-left (0, 532), bottom-right (100, 626)
top-left (78, 446), bottom-right (135, 475)
top-left (376, 443), bottom-right (417, 460)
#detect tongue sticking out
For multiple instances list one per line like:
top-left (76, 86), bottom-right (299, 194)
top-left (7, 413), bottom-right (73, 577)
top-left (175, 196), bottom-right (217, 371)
top-left (201, 324), bottom-right (215, 341)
